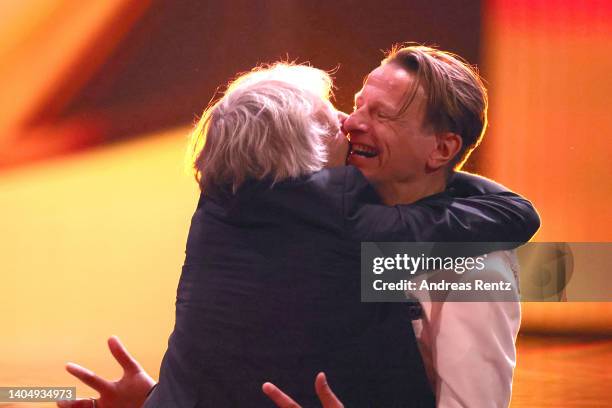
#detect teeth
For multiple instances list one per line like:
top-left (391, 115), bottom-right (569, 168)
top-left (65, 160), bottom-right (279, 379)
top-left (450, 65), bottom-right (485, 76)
top-left (351, 143), bottom-right (378, 158)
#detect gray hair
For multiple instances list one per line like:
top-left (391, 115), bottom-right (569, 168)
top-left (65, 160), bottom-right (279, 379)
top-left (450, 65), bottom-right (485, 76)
top-left (189, 63), bottom-right (338, 193)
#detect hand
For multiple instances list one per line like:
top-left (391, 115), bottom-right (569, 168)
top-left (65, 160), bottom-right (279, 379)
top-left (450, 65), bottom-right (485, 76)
top-left (325, 111), bottom-right (350, 168)
top-left (262, 372), bottom-right (344, 408)
top-left (57, 336), bottom-right (156, 408)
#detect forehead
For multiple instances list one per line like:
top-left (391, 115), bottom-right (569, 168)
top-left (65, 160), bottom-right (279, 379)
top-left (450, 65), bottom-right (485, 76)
top-left (355, 64), bottom-right (428, 123)
top-left (370, 63), bottom-right (412, 86)
top-left (356, 64), bottom-right (414, 100)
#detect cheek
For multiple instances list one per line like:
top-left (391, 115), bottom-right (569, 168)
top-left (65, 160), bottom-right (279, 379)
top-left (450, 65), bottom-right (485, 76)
top-left (416, 138), bottom-right (436, 162)
top-left (386, 134), bottom-right (433, 170)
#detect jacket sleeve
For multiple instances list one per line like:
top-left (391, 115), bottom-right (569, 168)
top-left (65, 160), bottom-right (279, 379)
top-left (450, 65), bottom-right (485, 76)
top-left (344, 167), bottom-right (541, 243)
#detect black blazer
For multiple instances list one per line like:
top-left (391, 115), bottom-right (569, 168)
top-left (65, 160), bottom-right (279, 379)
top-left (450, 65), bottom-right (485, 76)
top-left (144, 166), bottom-right (539, 408)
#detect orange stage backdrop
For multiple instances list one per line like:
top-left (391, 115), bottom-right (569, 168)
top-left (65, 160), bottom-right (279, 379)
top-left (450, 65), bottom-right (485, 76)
top-left (481, 0), bottom-right (612, 332)
top-left (0, 0), bottom-right (611, 404)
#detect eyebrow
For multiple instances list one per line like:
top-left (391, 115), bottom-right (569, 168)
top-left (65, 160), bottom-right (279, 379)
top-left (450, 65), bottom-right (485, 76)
top-left (353, 93), bottom-right (396, 113)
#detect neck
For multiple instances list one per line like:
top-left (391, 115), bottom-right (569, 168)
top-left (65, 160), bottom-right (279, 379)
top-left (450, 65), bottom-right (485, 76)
top-left (375, 172), bottom-right (447, 206)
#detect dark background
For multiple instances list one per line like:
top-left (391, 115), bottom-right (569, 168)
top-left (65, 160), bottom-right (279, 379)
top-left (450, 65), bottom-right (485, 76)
top-left (62, 0), bottom-right (482, 141)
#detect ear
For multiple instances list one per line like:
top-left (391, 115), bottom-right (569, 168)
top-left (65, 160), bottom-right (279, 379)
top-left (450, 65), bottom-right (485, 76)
top-left (427, 132), bottom-right (462, 171)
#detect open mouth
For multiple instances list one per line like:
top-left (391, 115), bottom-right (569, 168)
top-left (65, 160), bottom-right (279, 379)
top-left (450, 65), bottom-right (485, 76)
top-left (350, 143), bottom-right (379, 158)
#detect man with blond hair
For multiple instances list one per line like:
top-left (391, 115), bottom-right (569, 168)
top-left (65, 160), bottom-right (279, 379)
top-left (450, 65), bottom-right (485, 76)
top-left (343, 45), bottom-right (522, 408)
top-left (265, 45), bottom-right (524, 407)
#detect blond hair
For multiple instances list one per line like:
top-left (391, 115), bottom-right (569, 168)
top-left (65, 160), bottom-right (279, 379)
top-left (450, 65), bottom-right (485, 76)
top-left (384, 44), bottom-right (488, 170)
top-left (189, 63), bottom-right (337, 193)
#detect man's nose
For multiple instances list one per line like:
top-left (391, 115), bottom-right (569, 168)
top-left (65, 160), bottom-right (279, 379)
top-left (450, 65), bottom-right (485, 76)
top-left (343, 111), bottom-right (369, 136)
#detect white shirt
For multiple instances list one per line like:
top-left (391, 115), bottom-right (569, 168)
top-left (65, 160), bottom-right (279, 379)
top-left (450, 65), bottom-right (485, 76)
top-left (411, 250), bottom-right (521, 408)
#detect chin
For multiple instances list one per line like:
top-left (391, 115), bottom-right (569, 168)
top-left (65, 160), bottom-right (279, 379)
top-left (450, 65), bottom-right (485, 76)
top-left (354, 166), bottom-right (376, 182)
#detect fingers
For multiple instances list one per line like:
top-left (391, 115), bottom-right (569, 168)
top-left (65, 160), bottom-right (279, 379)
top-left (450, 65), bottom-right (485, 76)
top-left (107, 335), bottom-right (142, 375)
top-left (315, 373), bottom-right (344, 408)
top-left (65, 362), bottom-right (113, 395)
top-left (57, 398), bottom-right (97, 408)
top-left (262, 382), bottom-right (301, 408)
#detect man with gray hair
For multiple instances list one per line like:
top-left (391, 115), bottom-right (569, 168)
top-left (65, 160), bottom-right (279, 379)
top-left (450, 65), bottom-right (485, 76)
top-left (59, 48), bottom-right (536, 408)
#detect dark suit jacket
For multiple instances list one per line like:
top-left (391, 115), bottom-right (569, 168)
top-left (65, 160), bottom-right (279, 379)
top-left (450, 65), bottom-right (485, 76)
top-left (144, 166), bottom-right (539, 408)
